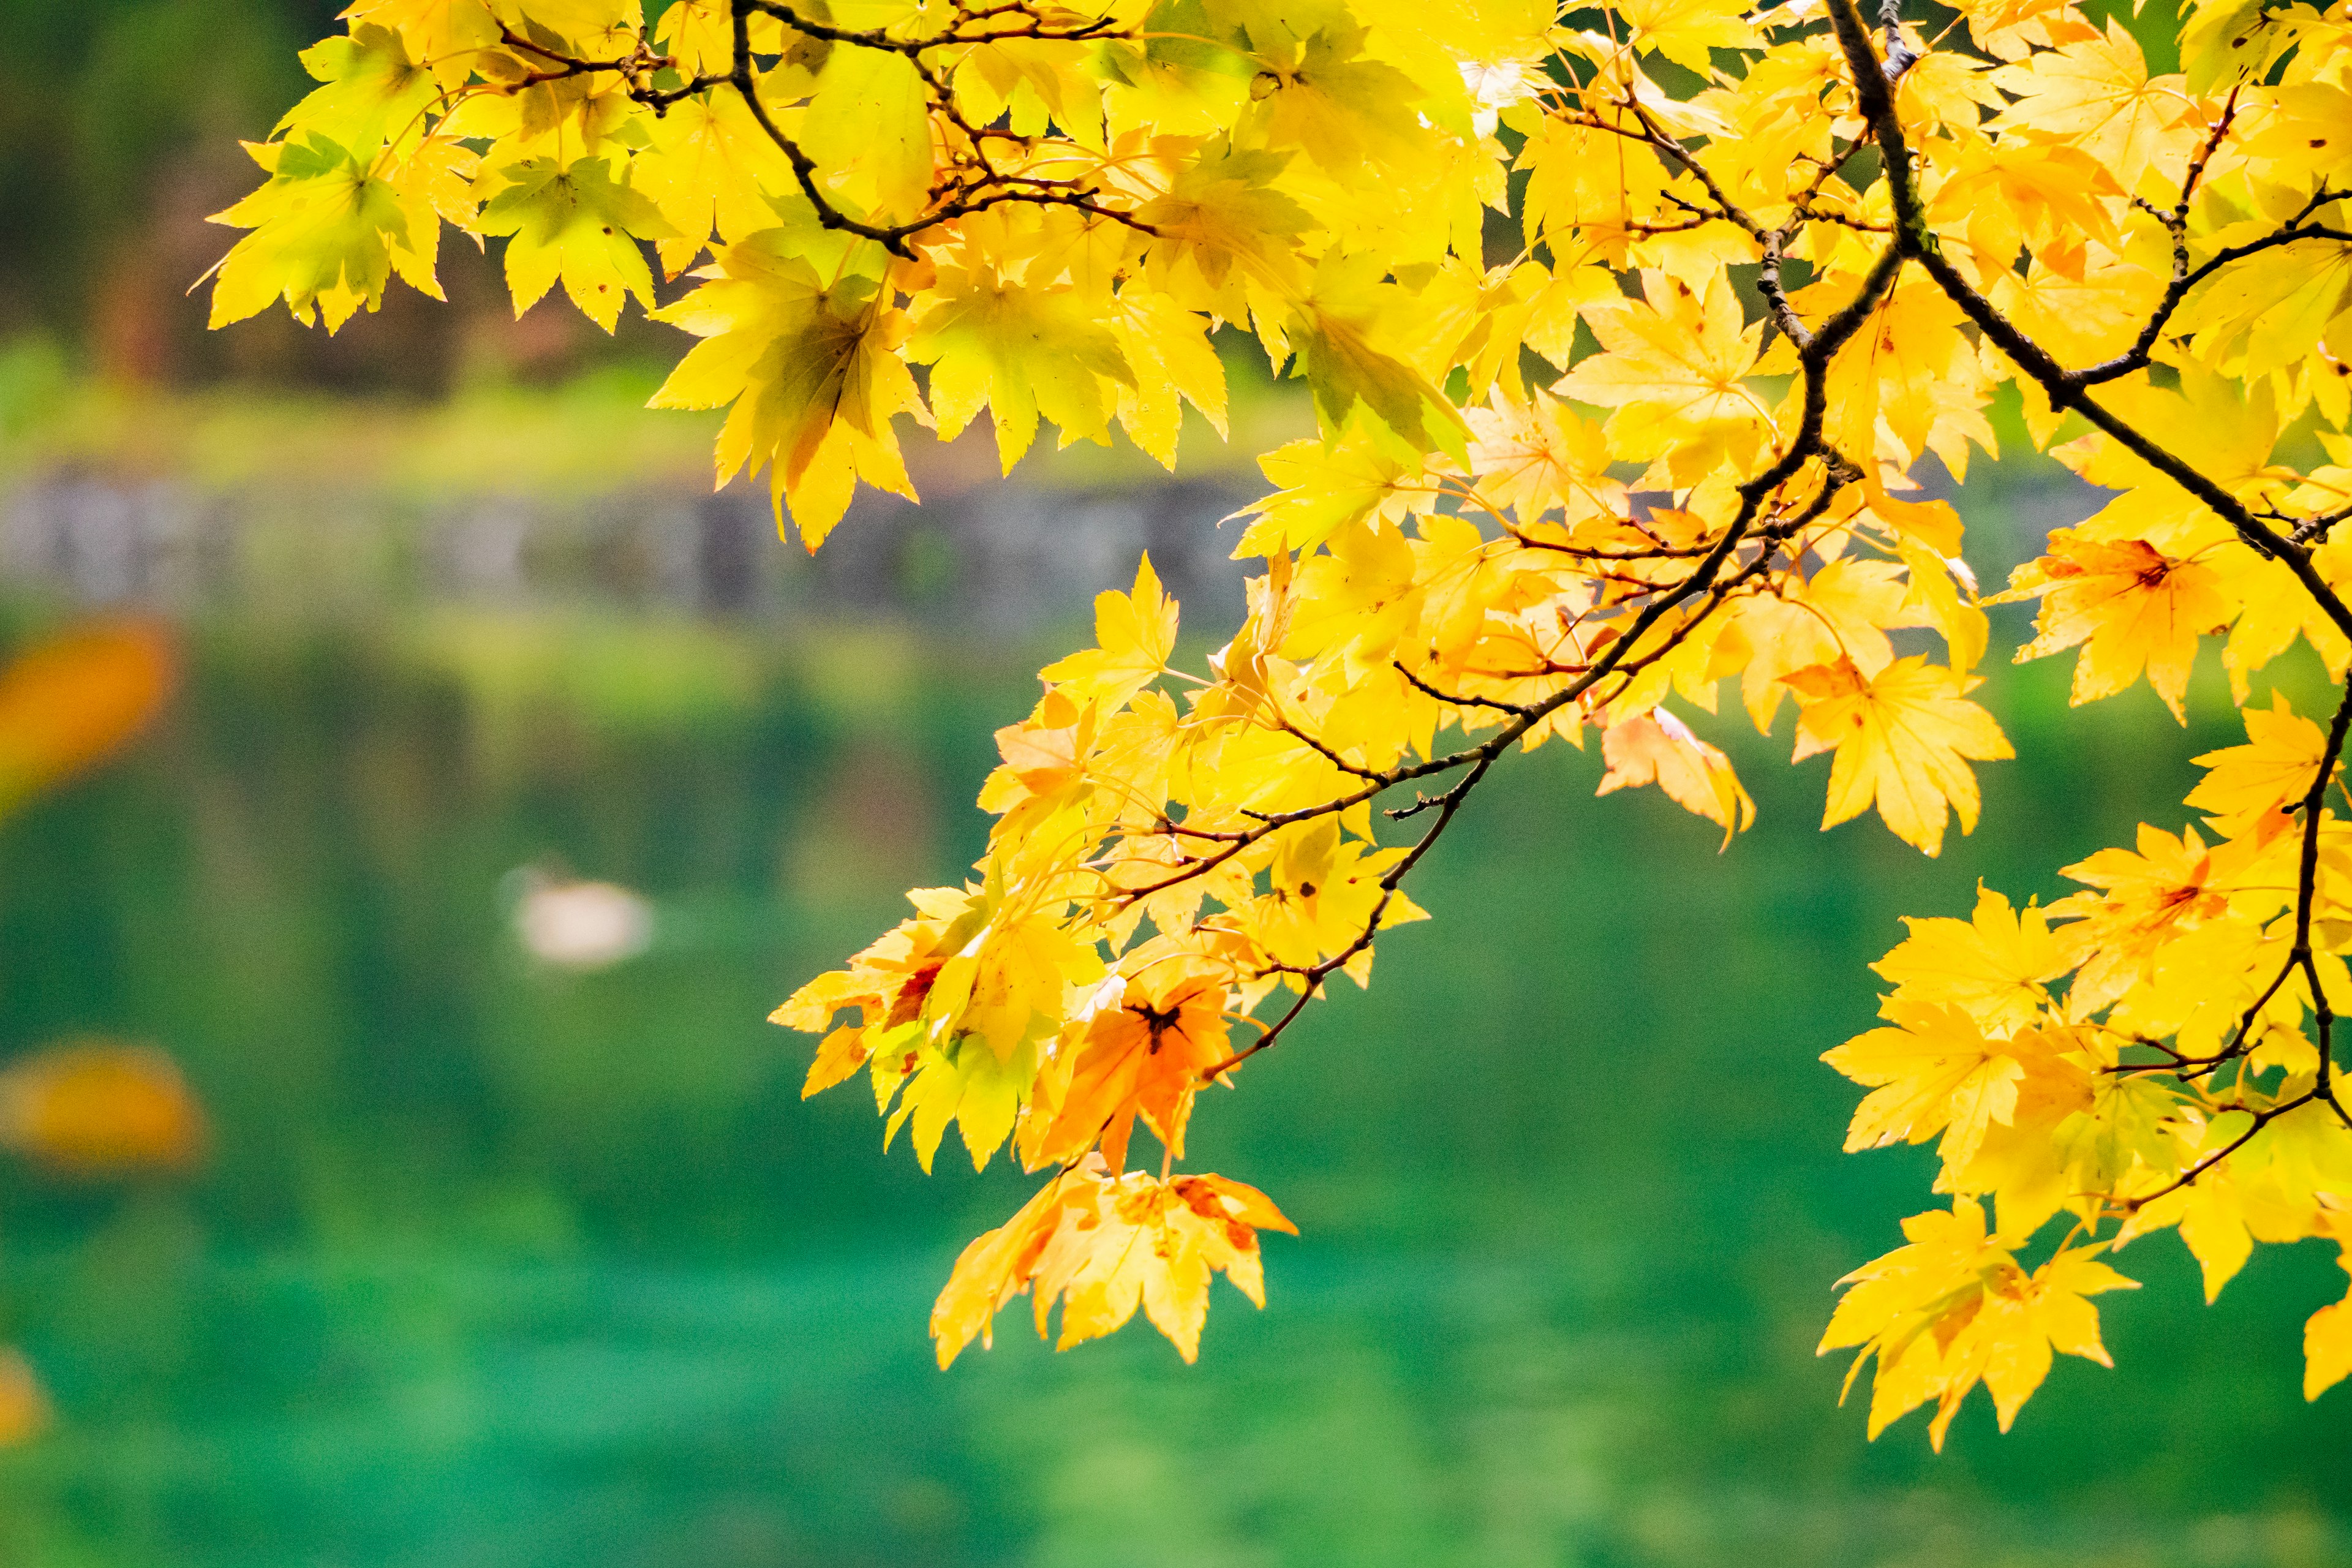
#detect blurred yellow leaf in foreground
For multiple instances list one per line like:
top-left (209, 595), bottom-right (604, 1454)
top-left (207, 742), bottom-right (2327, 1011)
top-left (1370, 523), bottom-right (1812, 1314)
top-left (0, 619), bottom-right (176, 821)
top-left (0, 1042), bottom-right (208, 1175)
top-left (0, 1348), bottom-right (50, 1446)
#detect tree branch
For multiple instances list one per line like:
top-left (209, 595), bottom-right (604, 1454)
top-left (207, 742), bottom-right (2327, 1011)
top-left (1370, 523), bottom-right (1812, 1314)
top-left (1823, 0), bottom-right (2352, 645)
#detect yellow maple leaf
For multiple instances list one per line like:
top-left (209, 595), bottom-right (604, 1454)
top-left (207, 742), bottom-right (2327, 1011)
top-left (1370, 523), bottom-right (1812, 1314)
top-left (1464, 391), bottom-right (1628, 530)
top-left (1809, 276), bottom-right (1997, 475)
top-left (1824, 1001), bottom-right (2031, 1170)
top-left (1950, 0), bottom-right (2100, 59)
top-left (1785, 656), bottom-right (2015, 856)
top-left (1823, 1200), bottom-right (2136, 1447)
top-left (1891, 534), bottom-right (1991, 679)
top-left (1872, 884), bottom-right (2075, 1037)
top-left (633, 89), bottom-right (797, 275)
top-left (497, 0), bottom-right (642, 51)
top-left (1987, 22), bottom-right (2200, 201)
top-left (931, 1158), bottom-right (1295, 1366)
top-left (1614, 0), bottom-right (1760, 71)
top-left (2099, 912), bottom-right (2285, 1063)
top-left (1038, 554), bottom-right (1180, 710)
top-left (1109, 290), bottom-right (1230, 469)
top-left (801, 47), bottom-right (936, 224)
top-left (2177, 206), bottom-right (2352, 383)
top-left (2046, 823), bottom-right (2236, 1012)
top-left (2184, 690), bottom-right (2328, 839)
top-left (2220, 547), bottom-right (2352, 705)
top-left (1595, 707), bottom-right (1755, 847)
top-left (1241, 818), bottom-right (1425, 974)
top-left (1022, 953), bottom-right (1232, 1172)
top-left (1555, 270), bottom-right (1770, 490)
top-left (1230, 434), bottom-right (1419, 557)
top-left (978, 688), bottom-right (1098, 815)
top-left (1953, 1035), bottom-right (2105, 1237)
top-left (1925, 135), bottom-right (2124, 279)
top-left (650, 0), bottom-right (787, 77)
top-left (1514, 117), bottom-right (1677, 267)
top-left (2173, 1170), bottom-right (2257, 1303)
top-left (1970, 1247), bottom-right (2136, 1434)
top-left (2306, 1245), bottom-right (2352, 1400)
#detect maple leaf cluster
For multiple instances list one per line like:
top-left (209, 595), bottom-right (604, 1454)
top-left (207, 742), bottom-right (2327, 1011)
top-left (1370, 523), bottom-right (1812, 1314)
top-left (217, 0), bottom-right (2352, 1441)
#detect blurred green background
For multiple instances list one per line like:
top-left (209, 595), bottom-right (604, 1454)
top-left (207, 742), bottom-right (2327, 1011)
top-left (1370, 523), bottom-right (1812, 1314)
top-left (4, 1), bottom-right (2350, 1565)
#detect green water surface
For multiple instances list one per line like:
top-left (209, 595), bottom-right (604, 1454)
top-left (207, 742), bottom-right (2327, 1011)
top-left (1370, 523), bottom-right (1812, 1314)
top-left (0, 601), bottom-right (2344, 1568)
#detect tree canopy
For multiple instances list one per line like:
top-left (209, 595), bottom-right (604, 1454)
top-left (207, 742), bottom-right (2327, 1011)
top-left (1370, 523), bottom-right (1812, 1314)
top-left (212, 0), bottom-right (2352, 1446)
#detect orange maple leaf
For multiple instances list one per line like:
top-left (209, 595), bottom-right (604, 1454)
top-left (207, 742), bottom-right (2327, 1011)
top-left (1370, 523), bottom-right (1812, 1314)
top-left (1023, 954), bottom-right (1234, 1172)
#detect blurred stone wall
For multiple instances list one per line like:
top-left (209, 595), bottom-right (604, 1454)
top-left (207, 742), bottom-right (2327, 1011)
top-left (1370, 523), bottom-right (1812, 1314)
top-left (0, 469), bottom-right (1262, 631)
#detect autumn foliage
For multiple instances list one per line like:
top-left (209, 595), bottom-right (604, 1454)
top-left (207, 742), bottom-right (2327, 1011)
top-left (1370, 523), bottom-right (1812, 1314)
top-left (214, 0), bottom-right (2352, 1442)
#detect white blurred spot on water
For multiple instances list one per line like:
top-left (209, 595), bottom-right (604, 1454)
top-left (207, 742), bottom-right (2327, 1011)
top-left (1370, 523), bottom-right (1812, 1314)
top-left (507, 869), bottom-right (655, 971)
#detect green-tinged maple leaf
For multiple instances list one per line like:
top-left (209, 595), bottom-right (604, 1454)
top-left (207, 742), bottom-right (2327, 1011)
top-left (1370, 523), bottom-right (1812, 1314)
top-left (1286, 252), bottom-right (1467, 460)
top-left (277, 24), bottom-right (439, 154)
top-left (504, 0), bottom-right (644, 52)
top-left (801, 46), bottom-right (936, 224)
top-left (477, 156), bottom-right (676, 329)
top-left (907, 258), bottom-right (1137, 471)
top-left (341, 0), bottom-right (502, 87)
top-left (206, 134), bottom-right (440, 329)
top-left (1240, 17), bottom-right (1430, 175)
top-left (651, 232), bottom-right (924, 546)
top-left (1134, 138), bottom-right (1316, 317)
